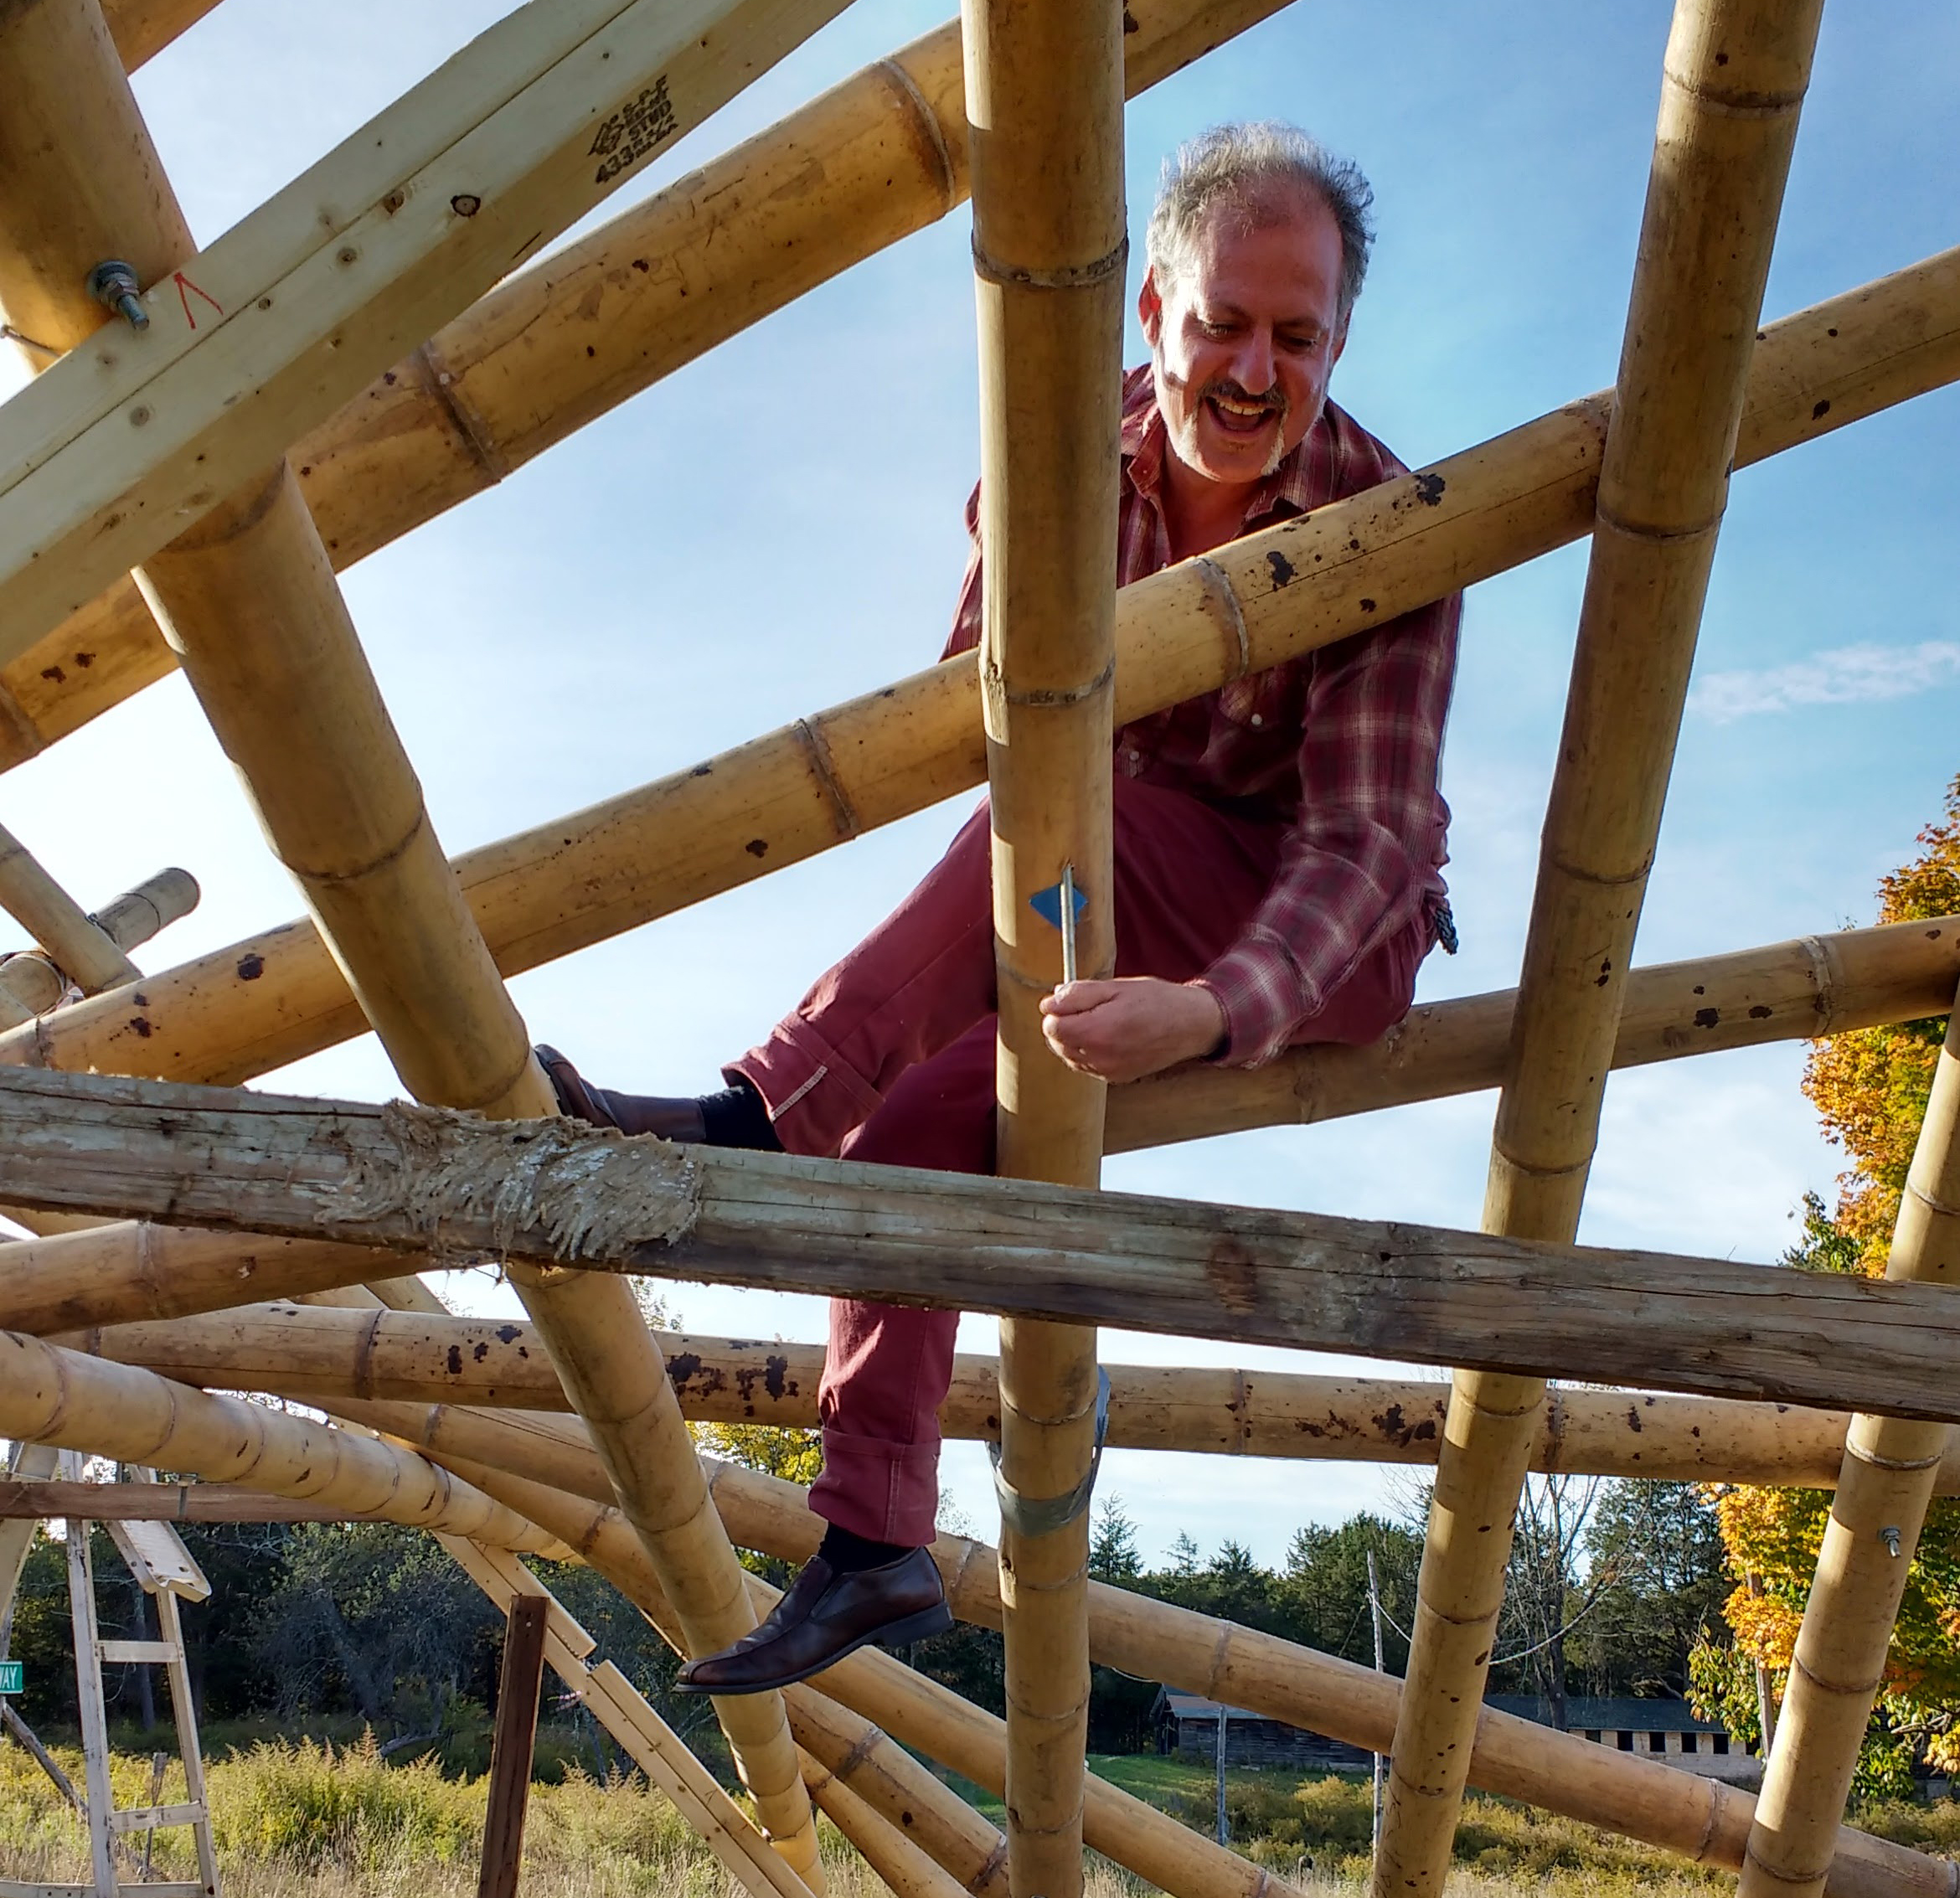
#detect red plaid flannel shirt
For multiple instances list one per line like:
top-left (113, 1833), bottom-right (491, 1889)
top-left (946, 365), bottom-right (1460, 1066)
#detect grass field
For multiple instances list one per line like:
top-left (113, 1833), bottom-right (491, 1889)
top-left (3, 1732), bottom-right (1957, 1896)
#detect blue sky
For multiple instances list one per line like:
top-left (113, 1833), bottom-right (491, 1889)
top-left (5, 1), bottom-right (1957, 1565)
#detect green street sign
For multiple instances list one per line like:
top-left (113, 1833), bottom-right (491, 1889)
top-left (0, 1660), bottom-right (23, 1694)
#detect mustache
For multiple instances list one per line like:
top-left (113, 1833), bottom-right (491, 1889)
top-left (1199, 377), bottom-right (1286, 417)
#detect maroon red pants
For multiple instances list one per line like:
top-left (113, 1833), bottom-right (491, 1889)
top-left (727, 776), bottom-right (1429, 1545)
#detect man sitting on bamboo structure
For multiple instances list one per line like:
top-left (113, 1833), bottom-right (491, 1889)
top-left (536, 122), bottom-right (1462, 1693)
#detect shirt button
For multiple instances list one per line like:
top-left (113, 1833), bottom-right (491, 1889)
top-left (1249, 714), bottom-right (1263, 728)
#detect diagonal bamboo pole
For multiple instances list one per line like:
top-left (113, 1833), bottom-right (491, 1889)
top-left (335, 1395), bottom-right (1957, 1898)
top-left (5, 249), bottom-right (1955, 1093)
top-left (1375, 8), bottom-right (1825, 1893)
top-left (0, 0), bottom-right (1289, 771)
top-left (1736, 988), bottom-right (1960, 1896)
top-left (97, 0), bottom-right (219, 68)
top-left (0, 823), bottom-right (137, 996)
top-left (77, 1298), bottom-right (1960, 1494)
top-left (0, 5), bottom-right (820, 1875)
top-left (958, 0), bottom-right (1125, 1886)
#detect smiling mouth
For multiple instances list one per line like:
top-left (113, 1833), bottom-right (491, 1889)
top-left (1205, 392), bottom-right (1282, 438)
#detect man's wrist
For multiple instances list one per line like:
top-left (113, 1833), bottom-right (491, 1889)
top-left (1184, 981), bottom-right (1230, 1062)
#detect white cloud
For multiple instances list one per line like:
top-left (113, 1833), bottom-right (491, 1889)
top-left (1690, 640), bottom-right (1960, 723)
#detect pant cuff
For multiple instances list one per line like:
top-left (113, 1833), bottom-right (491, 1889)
top-left (727, 1018), bottom-right (888, 1160)
top-left (811, 1424), bottom-right (941, 1546)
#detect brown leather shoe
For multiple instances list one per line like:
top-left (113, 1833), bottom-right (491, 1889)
top-left (533, 1044), bottom-right (705, 1142)
top-left (673, 1548), bottom-right (952, 1695)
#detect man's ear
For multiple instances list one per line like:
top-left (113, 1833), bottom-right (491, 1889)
top-left (1328, 312), bottom-right (1350, 369)
top-left (1137, 267), bottom-right (1164, 348)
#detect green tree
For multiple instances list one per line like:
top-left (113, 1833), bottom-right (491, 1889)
top-left (1089, 1495), bottom-right (1142, 1583)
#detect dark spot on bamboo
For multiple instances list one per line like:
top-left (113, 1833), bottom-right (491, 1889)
top-left (496, 1325), bottom-right (521, 1344)
top-left (1692, 985), bottom-right (1705, 995)
top-left (1694, 1007), bottom-right (1720, 1029)
top-left (1626, 1405), bottom-right (1643, 1432)
top-left (1748, 1004), bottom-right (1772, 1019)
top-left (632, 257), bottom-right (650, 272)
top-left (1360, 599), bottom-right (1376, 613)
top-left (1812, 399), bottom-right (1831, 420)
top-left (472, 1342), bottom-right (488, 1361)
top-left (1596, 957), bottom-right (1612, 987)
top-left (1122, 8), bottom-right (1138, 30)
top-left (447, 1345), bottom-right (463, 1375)
top-left (129, 1017), bottom-right (152, 1038)
top-left (74, 651), bottom-right (92, 668)
top-left (132, 994), bottom-right (147, 1008)
top-left (765, 1354), bottom-right (790, 1399)
top-left (237, 953), bottom-right (264, 981)
top-left (1827, 328), bottom-right (1838, 338)
top-left (40, 666), bottom-right (64, 684)
top-left (1266, 550), bottom-right (1295, 588)
top-left (1412, 471), bottom-right (1446, 506)
top-left (745, 838), bottom-right (768, 858)
top-left (586, 346), bottom-right (596, 358)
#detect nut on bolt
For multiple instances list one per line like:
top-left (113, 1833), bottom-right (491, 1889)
top-left (87, 260), bottom-right (148, 331)
top-left (1881, 1524), bottom-right (1903, 1559)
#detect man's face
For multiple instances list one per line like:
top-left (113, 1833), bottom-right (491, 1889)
top-left (1140, 189), bottom-right (1349, 491)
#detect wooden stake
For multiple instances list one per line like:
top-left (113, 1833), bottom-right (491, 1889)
top-left (957, 0), bottom-right (1125, 1883)
top-left (477, 1595), bottom-right (548, 1898)
top-left (8, 249), bottom-right (1956, 1092)
top-left (338, 1396), bottom-right (1957, 1898)
top-left (1377, 8), bottom-right (1824, 1891)
top-left (1736, 986), bottom-right (1960, 1897)
top-left (0, 0), bottom-right (1291, 772)
top-left (18, 1065), bottom-right (1960, 1421)
top-left (79, 1299), bottom-right (1960, 1496)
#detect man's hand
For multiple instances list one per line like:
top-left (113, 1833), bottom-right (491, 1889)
top-left (1039, 977), bottom-right (1226, 1085)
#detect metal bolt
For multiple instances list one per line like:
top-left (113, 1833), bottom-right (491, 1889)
top-left (1881, 1525), bottom-right (1902, 1559)
top-left (86, 260), bottom-right (148, 331)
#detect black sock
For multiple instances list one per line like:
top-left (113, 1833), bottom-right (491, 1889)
top-left (818, 1524), bottom-right (915, 1573)
top-left (698, 1075), bottom-right (781, 1152)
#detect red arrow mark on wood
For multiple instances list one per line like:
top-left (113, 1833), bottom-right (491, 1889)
top-left (173, 271), bottom-right (224, 330)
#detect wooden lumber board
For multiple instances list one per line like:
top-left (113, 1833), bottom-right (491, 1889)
top-left (0, 0), bottom-right (850, 666)
top-left (9, 1063), bottom-right (1960, 1421)
top-left (439, 1535), bottom-right (816, 1898)
top-left (3, 254), bottom-right (1957, 1096)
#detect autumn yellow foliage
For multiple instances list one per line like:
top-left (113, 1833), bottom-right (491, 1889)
top-left (1692, 775), bottom-right (1960, 1792)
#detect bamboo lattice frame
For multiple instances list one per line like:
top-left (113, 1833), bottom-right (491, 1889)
top-left (0, 3), bottom-right (1954, 1896)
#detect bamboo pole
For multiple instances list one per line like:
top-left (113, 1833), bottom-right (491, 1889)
top-left (958, 0), bottom-right (1126, 1885)
top-left (7, 247), bottom-right (1956, 1095)
top-left (1736, 988), bottom-right (1960, 1897)
top-left (0, 864), bottom-right (196, 1026)
top-left (0, 0), bottom-right (1290, 771)
top-left (97, 0), bottom-right (219, 68)
top-left (0, 1330), bottom-right (560, 1550)
top-left (0, 6), bottom-right (822, 1874)
top-left (1375, 10), bottom-right (1823, 1892)
top-left (333, 1397), bottom-right (1956, 1898)
top-left (20, 1065), bottom-right (1960, 1421)
top-left (1109, 913), bottom-right (1960, 1151)
top-left (0, 1223), bottom-right (411, 1334)
top-left (0, 822), bottom-right (137, 994)
top-left (801, 1756), bottom-right (969, 1898)
top-left (85, 1298), bottom-right (1960, 1496)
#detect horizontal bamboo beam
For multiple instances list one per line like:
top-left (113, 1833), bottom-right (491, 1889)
top-left (82, 1299), bottom-right (1960, 1495)
top-left (5, 250), bottom-right (1955, 1091)
top-left (13, 1064), bottom-right (1960, 1423)
top-left (0, 0), bottom-right (854, 667)
top-left (0, 1480), bottom-right (375, 1522)
top-left (0, 1222), bottom-right (411, 1334)
top-left (341, 1397), bottom-right (1951, 1898)
top-left (1109, 913), bottom-right (1960, 1151)
top-left (0, 0), bottom-right (1287, 769)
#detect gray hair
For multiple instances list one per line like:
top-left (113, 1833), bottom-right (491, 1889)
top-left (1146, 122), bottom-right (1375, 323)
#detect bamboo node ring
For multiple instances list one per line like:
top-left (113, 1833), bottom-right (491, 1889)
top-left (791, 717), bottom-right (861, 840)
top-left (995, 654), bottom-right (1117, 709)
top-left (1905, 1175), bottom-right (1960, 1221)
top-left (416, 338), bottom-right (513, 482)
top-left (871, 58), bottom-right (955, 205)
top-left (969, 235), bottom-right (1128, 291)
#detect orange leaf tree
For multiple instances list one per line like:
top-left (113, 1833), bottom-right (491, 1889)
top-left (1691, 774), bottom-right (1960, 1797)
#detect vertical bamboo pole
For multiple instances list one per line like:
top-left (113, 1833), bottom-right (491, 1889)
top-left (958, 0), bottom-right (1125, 1889)
top-left (1372, 6), bottom-right (1823, 1894)
top-left (1736, 990), bottom-right (1960, 1896)
top-left (0, 3), bottom-right (819, 1880)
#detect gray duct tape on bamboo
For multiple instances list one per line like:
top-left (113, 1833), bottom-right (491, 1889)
top-left (989, 1367), bottom-right (1109, 1537)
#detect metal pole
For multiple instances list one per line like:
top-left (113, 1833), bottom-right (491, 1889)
top-left (1368, 1548), bottom-right (1386, 1853)
top-left (1215, 1699), bottom-right (1228, 1846)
